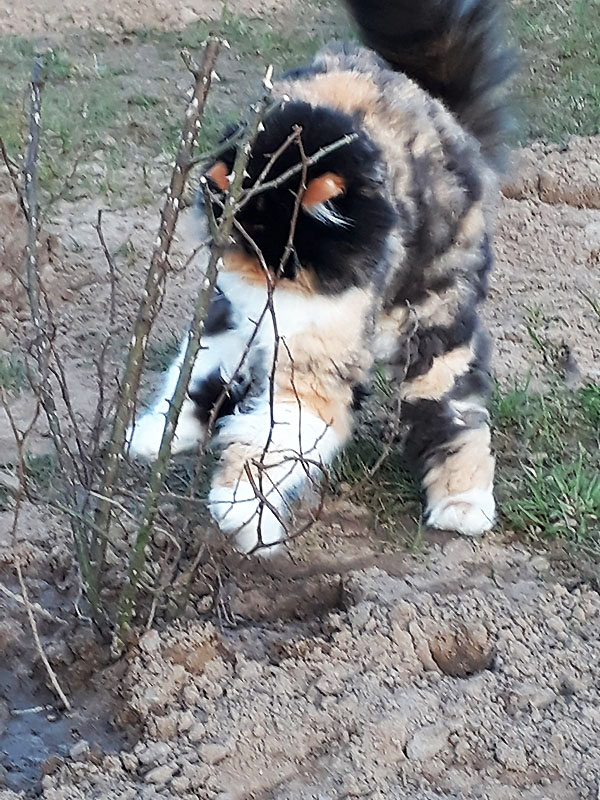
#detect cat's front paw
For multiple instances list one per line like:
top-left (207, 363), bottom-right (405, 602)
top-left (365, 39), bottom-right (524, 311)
top-left (426, 487), bottom-right (495, 537)
top-left (126, 413), bottom-right (166, 461)
top-left (127, 402), bottom-right (205, 461)
top-left (208, 483), bottom-right (285, 556)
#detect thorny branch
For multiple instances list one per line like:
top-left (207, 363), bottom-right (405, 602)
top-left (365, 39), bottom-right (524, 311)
top-left (16, 57), bottom-right (104, 621)
top-left (109, 56), bottom-right (278, 656)
top-left (93, 37), bottom-right (222, 586)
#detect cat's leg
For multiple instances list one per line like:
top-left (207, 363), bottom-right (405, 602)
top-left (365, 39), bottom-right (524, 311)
top-left (127, 289), bottom-right (254, 460)
top-left (208, 390), bottom-right (350, 556)
top-left (401, 322), bottom-right (495, 536)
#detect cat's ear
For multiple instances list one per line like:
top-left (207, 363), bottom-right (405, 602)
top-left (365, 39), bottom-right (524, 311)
top-left (206, 161), bottom-right (230, 191)
top-left (302, 172), bottom-right (346, 208)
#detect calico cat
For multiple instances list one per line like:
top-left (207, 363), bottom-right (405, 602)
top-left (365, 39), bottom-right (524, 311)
top-left (127, 0), bottom-right (513, 555)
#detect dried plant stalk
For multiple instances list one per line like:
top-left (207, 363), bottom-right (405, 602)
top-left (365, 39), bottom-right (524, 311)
top-left (92, 39), bottom-right (221, 577)
top-left (111, 67), bottom-right (277, 656)
top-left (17, 57), bottom-right (103, 619)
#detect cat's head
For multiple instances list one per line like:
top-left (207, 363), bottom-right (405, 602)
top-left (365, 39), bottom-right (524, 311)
top-left (200, 99), bottom-right (395, 293)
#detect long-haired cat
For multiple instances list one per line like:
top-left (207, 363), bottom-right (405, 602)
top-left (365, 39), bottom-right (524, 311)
top-left (127, 0), bottom-right (513, 555)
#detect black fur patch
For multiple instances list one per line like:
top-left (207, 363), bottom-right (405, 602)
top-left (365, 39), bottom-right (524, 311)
top-left (450, 324), bottom-right (493, 400)
top-left (402, 397), bottom-right (465, 470)
top-left (204, 289), bottom-right (236, 336)
top-left (351, 382), bottom-right (371, 410)
top-left (402, 321), bottom-right (492, 471)
top-left (280, 62), bottom-right (328, 81)
top-left (342, 0), bottom-right (514, 168)
top-left (204, 101), bottom-right (396, 293)
top-left (188, 369), bottom-right (248, 425)
top-left (400, 306), bottom-right (479, 381)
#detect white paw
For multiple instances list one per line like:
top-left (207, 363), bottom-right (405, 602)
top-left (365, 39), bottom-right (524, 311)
top-left (208, 483), bottom-right (285, 557)
top-left (126, 402), bottom-right (205, 461)
top-left (126, 413), bottom-right (166, 461)
top-left (426, 487), bottom-right (496, 537)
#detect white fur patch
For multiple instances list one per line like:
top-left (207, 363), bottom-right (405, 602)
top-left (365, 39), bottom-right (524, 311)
top-left (127, 397), bottom-right (204, 460)
top-left (305, 200), bottom-right (353, 228)
top-left (209, 483), bottom-right (285, 556)
top-left (426, 487), bottom-right (496, 537)
top-left (211, 403), bottom-right (341, 554)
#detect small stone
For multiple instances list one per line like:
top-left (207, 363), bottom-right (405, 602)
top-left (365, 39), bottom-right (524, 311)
top-left (199, 743), bottom-right (230, 764)
top-left (560, 675), bottom-right (585, 696)
top-left (171, 775), bottom-right (191, 792)
top-left (405, 724), bottom-right (449, 761)
top-left (144, 764), bottom-right (175, 784)
top-left (40, 755), bottom-right (64, 776)
top-left (188, 722), bottom-right (206, 743)
top-left (496, 741), bottom-right (528, 771)
top-left (69, 740), bottom-right (90, 761)
top-left (178, 710), bottom-right (195, 733)
top-left (529, 555), bottom-right (550, 572)
top-left (513, 682), bottom-right (556, 710)
top-left (154, 714), bottom-right (178, 740)
top-left (139, 629), bottom-right (161, 653)
top-left (138, 741), bottom-right (172, 766)
top-left (546, 616), bottom-right (566, 634)
top-left (121, 752), bottom-right (138, 772)
top-left (315, 673), bottom-right (344, 695)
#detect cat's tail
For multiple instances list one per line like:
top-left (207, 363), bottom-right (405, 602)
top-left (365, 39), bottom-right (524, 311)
top-left (343, 0), bottom-right (514, 168)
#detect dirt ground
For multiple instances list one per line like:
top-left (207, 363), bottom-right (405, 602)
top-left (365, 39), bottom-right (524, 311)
top-left (0, 0), bottom-right (285, 35)
top-left (1, 0), bottom-right (600, 798)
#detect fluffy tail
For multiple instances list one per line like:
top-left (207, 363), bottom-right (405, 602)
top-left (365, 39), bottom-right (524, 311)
top-left (343, 0), bottom-right (514, 168)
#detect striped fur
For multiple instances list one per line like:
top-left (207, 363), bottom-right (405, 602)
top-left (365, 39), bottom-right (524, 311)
top-left (127, 0), bottom-right (512, 553)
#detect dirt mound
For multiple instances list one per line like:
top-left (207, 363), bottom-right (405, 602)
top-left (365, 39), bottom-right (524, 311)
top-left (503, 137), bottom-right (600, 210)
top-left (2, 538), bottom-right (598, 799)
top-left (485, 137), bottom-right (600, 386)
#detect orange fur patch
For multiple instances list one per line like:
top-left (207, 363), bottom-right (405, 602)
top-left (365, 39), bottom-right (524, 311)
top-left (302, 173), bottom-right (345, 207)
top-left (221, 250), bottom-right (318, 294)
top-left (206, 161), bottom-right (229, 191)
top-left (401, 344), bottom-right (474, 401)
top-left (424, 427), bottom-right (495, 505)
top-left (280, 71), bottom-right (380, 116)
top-left (275, 288), bottom-right (373, 438)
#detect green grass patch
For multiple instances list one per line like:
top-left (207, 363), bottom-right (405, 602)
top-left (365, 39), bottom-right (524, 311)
top-left (0, 353), bottom-right (26, 394)
top-left (510, 0), bottom-right (600, 142)
top-left (24, 453), bottom-right (57, 492)
top-left (335, 431), bottom-right (422, 546)
top-left (145, 334), bottom-right (181, 373)
top-left (0, 2), bottom-right (342, 201)
top-left (493, 380), bottom-right (600, 555)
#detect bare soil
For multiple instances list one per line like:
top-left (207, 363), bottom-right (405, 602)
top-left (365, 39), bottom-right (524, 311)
top-left (1, 1), bottom-right (599, 797)
top-left (0, 0), bottom-right (282, 36)
top-left (0, 138), bottom-right (598, 798)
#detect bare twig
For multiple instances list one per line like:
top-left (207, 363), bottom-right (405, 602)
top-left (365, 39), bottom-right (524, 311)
top-left (16, 57), bottom-right (102, 621)
top-left (94, 210), bottom-right (118, 327)
top-left (0, 580), bottom-right (68, 625)
top-left (24, 56), bottom-right (44, 325)
top-left (93, 38), bottom-right (222, 584)
top-left (237, 132), bottom-right (359, 209)
top-left (111, 63), bottom-right (277, 657)
top-left (0, 137), bottom-right (28, 219)
top-left (1, 389), bottom-right (71, 710)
